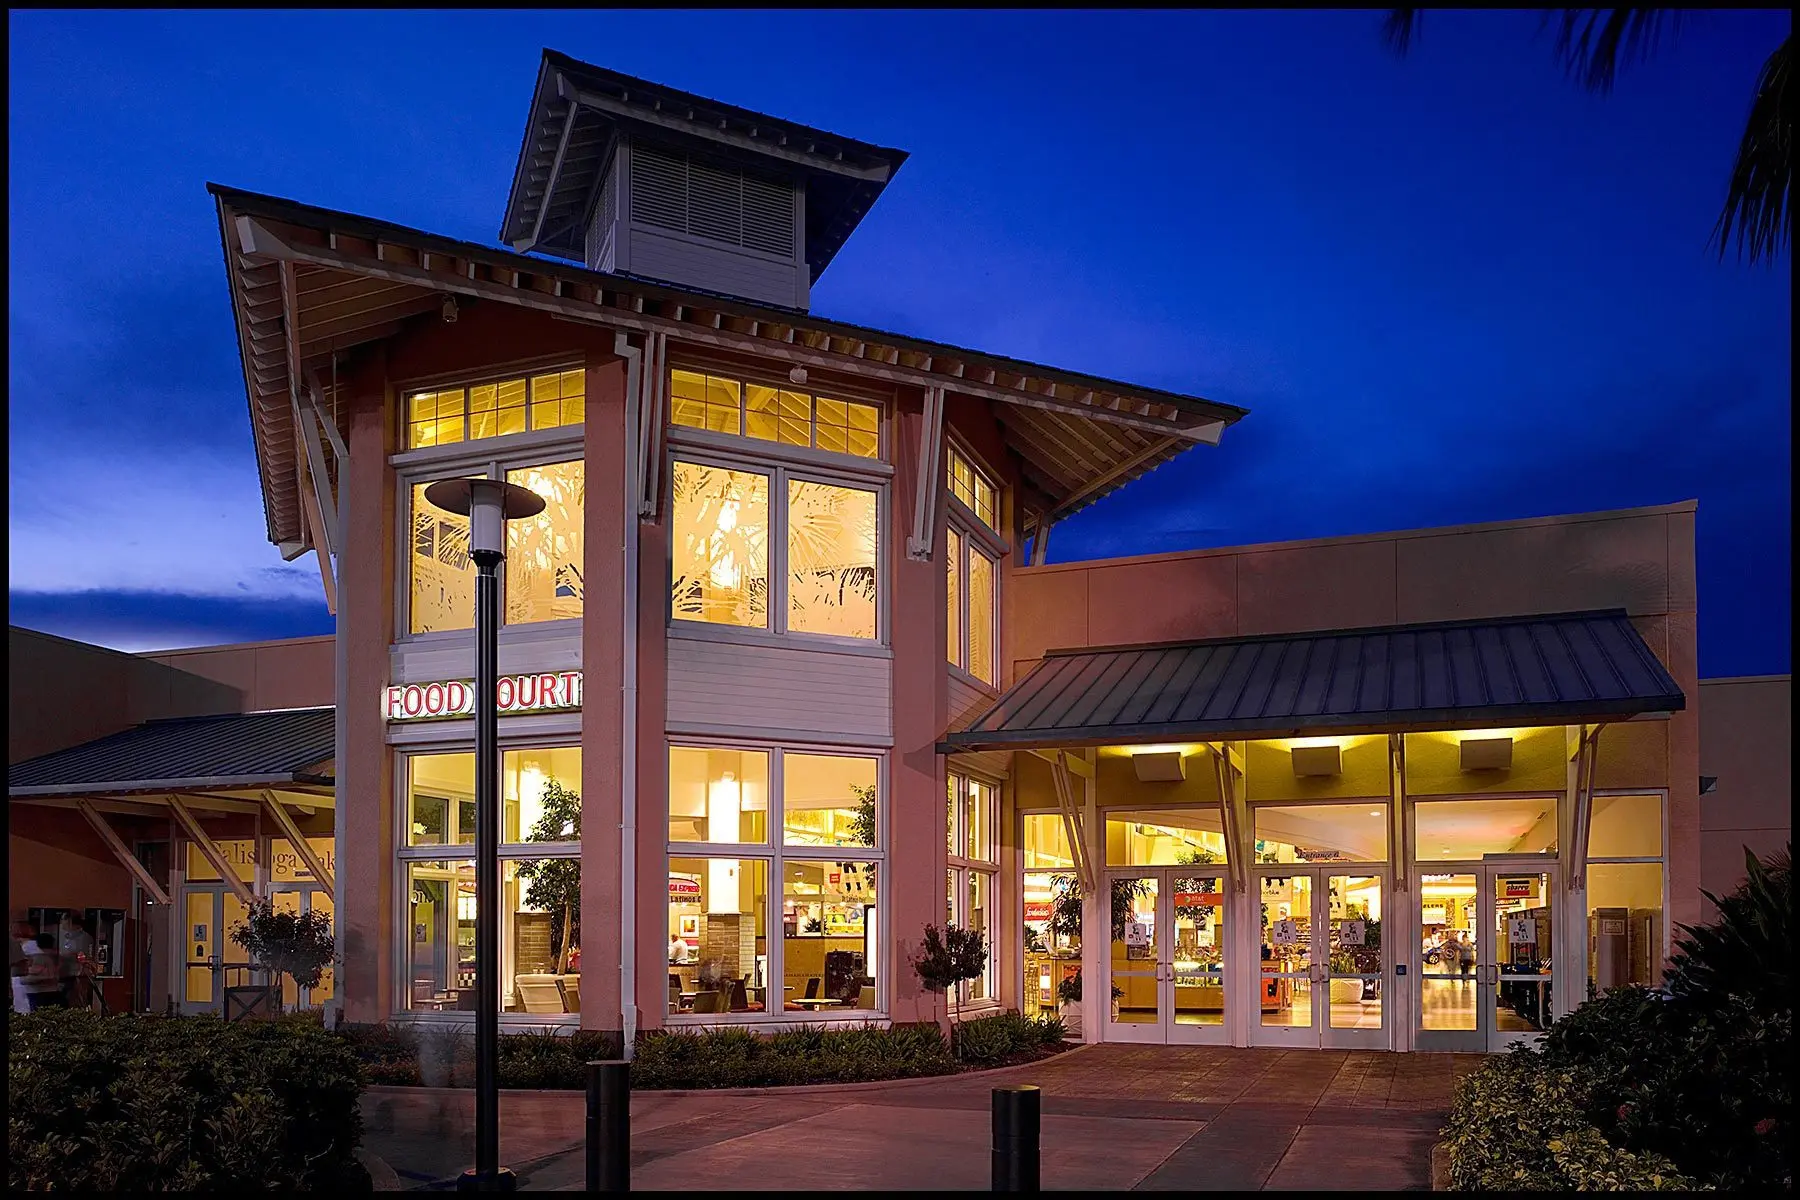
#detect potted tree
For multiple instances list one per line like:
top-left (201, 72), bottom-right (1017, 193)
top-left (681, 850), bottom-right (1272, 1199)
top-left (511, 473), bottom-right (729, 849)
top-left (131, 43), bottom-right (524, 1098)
top-left (230, 898), bottom-right (334, 1016)
top-left (912, 922), bottom-right (987, 1024)
top-left (515, 778), bottom-right (582, 1012)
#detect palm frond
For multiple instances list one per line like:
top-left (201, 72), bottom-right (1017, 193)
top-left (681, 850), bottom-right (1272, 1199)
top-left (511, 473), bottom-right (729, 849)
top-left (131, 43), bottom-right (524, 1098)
top-left (1382, 8), bottom-right (1420, 55)
top-left (1546, 8), bottom-right (1677, 93)
top-left (1711, 36), bottom-right (1791, 265)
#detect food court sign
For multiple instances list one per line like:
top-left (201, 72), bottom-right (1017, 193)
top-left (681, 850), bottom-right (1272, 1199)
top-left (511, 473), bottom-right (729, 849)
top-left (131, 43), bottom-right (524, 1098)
top-left (382, 671), bottom-right (582, 722)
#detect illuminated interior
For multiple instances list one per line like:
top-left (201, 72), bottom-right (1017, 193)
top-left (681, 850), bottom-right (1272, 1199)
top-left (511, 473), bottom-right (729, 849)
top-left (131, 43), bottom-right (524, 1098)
top-left (404, 746), bottom-right (583, 845)
top-left (405, 369), bottom-right (584, 449)
top-left (668, 747), bottom-right (770, 843)
top-left (1253, 803), bottom-right (1389, 864)
top-left (946, 445), bottom-right (997, 529)
top-left (670, 460), bottom-right (770, 627)
top-left (1104, 809), bottom-right (1230, 865)
top-left (786, 479), bottom-right (878, 639)
top-left (505, 459), bottom-right (585, 624)
top-left (1415, 796), bottom-right (1558, 859)
top-left (670, 368), bottom-right (880, 459)
top-left (782, 753), bottom-right (878, 848)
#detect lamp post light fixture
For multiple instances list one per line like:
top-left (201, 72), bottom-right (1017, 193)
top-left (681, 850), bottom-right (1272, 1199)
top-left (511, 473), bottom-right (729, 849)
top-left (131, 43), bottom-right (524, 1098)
top-left (424, 477), bottom-right (545, 1194)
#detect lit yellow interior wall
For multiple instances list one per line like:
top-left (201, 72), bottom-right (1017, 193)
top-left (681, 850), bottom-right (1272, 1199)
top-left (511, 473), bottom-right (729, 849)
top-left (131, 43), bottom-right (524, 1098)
top-left (1095, 753), bottom-right (1223, 810)
top-left (1587, 862), bottom-right (1663, 909)
top-left (1592, 720), bottom-right (1669, 790)
top-left (1244, 736), bottom-right (1388, 802)
top-left (1012, 753), bottom-right (1059, 809)
top-left (1404, 726), bottom-right (1565, 795)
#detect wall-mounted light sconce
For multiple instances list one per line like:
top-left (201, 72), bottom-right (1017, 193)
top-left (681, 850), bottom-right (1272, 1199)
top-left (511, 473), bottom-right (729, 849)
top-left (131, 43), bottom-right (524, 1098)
top-left (1290, 744), bottom-right (1342, 777)
top-left (1130, 750), bottom-right (1186, 782)
top-left (1460, 736), bottom-right (1514, 771)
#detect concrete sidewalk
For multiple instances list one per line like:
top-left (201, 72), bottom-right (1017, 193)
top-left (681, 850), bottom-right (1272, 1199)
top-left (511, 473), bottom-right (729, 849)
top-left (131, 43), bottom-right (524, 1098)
top-left (364, 1044), bottom-right (1481, 1191)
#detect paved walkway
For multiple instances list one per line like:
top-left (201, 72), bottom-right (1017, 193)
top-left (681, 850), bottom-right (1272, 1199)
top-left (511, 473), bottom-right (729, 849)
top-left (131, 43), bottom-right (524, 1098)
top-left (364, 1044), bottom-right (1484, 1191)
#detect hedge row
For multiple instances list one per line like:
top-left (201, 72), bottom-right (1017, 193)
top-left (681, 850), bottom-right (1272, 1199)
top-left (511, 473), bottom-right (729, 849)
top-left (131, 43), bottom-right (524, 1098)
top-left (8, 1009), bottom-right (370, 1193)
top-left (335, 1011), bottom-right (1066, 1090)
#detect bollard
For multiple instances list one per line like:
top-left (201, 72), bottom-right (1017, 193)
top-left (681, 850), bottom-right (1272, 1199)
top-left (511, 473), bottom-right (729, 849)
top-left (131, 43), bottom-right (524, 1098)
top-left (585, 1059), bottom-right (631, 1192)
top-left (991, 1085), bottom-right (1040, 1192)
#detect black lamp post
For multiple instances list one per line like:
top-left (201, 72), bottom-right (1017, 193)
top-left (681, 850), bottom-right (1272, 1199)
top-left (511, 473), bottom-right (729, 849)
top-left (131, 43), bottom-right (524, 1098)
top-left (425, 477), bottom-right (544, 1194)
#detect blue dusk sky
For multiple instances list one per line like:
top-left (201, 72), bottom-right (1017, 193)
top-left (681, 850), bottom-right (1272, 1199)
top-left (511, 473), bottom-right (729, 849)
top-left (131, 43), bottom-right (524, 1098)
top-left (7, 9), bottom-right (1791, 675)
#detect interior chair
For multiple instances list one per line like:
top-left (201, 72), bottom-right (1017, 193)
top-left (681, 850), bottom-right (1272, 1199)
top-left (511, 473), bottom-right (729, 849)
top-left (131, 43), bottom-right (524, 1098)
top-left (727, 979), bottom-right (749, 1011)
top-left (858, 984), bottom-right (876, 1009)
top-left (515, 973), bottom-right (564, 1014)
top-left (669, 973), bottom-right (684, 1010)
top-left (691, 989), bottom-right (726, 1014)
top-left (558, 973), bottom-right (581, 1014)
top-left (803, 977), bottom-right (822, 1000)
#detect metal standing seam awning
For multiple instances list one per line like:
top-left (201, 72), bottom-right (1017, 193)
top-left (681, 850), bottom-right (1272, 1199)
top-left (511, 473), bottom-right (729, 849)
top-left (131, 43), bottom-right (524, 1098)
top-left (941, 610), bottom-right (1686, 894)
top-left (9, 707), bottom-right (338, 901)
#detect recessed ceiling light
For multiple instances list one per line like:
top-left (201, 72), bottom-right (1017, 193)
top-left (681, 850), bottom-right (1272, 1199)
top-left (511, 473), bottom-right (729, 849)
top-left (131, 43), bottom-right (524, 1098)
top-left (1369, 810), bottom-right (1381, 816)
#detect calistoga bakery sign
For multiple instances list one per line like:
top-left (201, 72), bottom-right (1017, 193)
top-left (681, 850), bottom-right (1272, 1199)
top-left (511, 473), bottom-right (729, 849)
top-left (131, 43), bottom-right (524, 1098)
top-left (382, 671), bottom-right (582, 721)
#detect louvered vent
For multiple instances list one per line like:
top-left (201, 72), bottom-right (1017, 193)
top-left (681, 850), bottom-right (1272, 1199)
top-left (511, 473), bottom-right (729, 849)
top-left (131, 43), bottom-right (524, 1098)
top-left (627, 143), bottom-right (796, 258)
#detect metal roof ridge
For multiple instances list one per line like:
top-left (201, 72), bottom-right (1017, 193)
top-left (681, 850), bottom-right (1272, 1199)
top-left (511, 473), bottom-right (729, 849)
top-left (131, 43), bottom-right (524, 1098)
top-left (1039, 609), bottom-right (1635, 659)
top-left (207, 182), bottom-right (1248, 422)
top-left (540, 48), bottom-right (910, 167)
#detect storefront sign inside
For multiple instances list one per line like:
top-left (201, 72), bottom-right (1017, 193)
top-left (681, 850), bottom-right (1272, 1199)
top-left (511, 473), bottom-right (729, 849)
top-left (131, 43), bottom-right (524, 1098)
top-left (1503, 877), bottom-right (1535, 898)
top-left (382, 671), bottom-right (583, 721)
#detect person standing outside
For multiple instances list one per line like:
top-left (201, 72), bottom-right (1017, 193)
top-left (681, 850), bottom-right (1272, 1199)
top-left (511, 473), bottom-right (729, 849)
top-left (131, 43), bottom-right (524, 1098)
top-left (9, 918), bottom-right (33, 1014)
top-left (58, 915), bottom-right (96, 1008)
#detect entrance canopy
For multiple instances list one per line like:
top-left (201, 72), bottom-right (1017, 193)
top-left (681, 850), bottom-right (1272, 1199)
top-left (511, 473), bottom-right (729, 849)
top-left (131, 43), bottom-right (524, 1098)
top-left (9, 707), bottom-right (337, 903)
top-left (941, 610), bottom-right (1684, 753)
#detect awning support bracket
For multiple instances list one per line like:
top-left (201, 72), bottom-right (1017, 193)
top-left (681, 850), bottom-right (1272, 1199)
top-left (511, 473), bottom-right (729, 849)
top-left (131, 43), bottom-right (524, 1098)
top-left (1048, 750), bottom-right (1095, 894)
top-left (906, 385), bottom-right (946, 561)
top-left (1206, 742), bottom-right (1248, 895)
top-left (625, 330), bottom-right (669, 519)
top-left (167, 794), bottom-right (256, 905)
top-left (259, 791), bottom-right (335, 894)
top-left (75, 799), bottom-right (171, 906)
top-left (1565, 723), bottom-right (1604, 889)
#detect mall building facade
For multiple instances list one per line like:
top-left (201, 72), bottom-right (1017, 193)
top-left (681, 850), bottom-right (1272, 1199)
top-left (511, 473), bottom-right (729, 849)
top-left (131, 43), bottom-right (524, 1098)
top-left (9, 52), bottom-right (1790, 1051)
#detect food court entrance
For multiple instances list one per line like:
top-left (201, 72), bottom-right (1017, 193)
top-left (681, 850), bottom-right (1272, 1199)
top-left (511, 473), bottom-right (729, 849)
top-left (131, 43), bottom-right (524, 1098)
top-left (1414, 861), bottom-right (1557, 1051)
top-left (1251, 867), bottom-right (1389, 1050)
top-left (1103, 866), bottom-right (1230, 1044)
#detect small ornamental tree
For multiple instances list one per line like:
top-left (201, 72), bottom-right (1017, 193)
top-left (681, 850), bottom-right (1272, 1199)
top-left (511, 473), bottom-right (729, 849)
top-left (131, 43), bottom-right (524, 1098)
top-left (848, 782), bottom-right (877, 846)
top-left (913, 922), bottom-right (988, 1024)
top-left (515, 779), bottom-right (582, 972)
top-left (230, 898), bottom-right (334, 1012)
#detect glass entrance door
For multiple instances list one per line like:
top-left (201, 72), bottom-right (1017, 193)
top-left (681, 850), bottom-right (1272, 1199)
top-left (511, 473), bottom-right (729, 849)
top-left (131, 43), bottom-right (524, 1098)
top-left (1104, 868), bottom-right (1229, 1044)
top-left (181, 890), bottom-right (249, 1014)
top-left (1253, 868), bottom-right (1388, 1048)
top-left (1416, 863), bottom-right (1556, 1050)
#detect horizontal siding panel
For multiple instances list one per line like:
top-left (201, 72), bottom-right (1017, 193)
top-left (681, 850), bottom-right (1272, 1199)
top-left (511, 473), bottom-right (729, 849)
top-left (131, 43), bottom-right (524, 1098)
top-left (948, 674), bottom-right (998, 729)
top-left (667, 637), bottom-right (891, 742)
top-left (628, 227), bottom-right (803, 308)
top-left (390, 629), bottom-right (583, 686)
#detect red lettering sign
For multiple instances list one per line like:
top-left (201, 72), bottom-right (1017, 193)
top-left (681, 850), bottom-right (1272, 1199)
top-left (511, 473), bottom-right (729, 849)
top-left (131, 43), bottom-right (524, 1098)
top-left (1024, 901), bottom-right (1052, 922)
top-left (381, 672), bottom-right (585, 721)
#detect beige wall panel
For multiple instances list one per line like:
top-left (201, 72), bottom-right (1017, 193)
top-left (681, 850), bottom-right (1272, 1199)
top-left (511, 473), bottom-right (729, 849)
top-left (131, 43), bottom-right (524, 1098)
top-left (1084, 556), bottom-right (1237, 648)
top-left (1009, 566), bottom-right (1090, 665)
top-left (1395, 513), bottom-right (1670, 623)
top-left (1235, 540), bottom-right (1399, 636)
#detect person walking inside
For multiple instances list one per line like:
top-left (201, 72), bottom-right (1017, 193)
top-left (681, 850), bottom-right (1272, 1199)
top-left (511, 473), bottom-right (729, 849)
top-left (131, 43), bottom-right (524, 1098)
top-left (19, 926), bottom-right (65, 1011)
top-left (58, 915), bottom-right (96, 1009)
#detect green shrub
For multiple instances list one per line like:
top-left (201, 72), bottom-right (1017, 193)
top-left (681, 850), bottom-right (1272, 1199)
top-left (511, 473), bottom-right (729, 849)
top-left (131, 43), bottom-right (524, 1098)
top-left (1666, 843), bottom-right (1791, 1013)
top-left (1442, 1050), bottom-right (1701, 1191)
top-left (951, 1012), bottom-right (1067, 1063)
top-left (628, 1021), bottom-right (956, 1089)
top-left (7, 1010), bottom-right (369, 1192)
top-left (1445, 845), bottom-right (1792, 1192)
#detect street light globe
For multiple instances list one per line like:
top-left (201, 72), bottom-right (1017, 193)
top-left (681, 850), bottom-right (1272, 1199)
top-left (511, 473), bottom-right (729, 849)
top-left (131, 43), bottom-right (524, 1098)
top-left (423, 478), bottom-right (545, 556)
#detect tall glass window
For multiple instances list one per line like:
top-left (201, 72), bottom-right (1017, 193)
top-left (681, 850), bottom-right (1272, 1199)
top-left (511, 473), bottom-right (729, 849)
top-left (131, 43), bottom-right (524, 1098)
top-left (407, 459), bottom-right (585, 635)
top-left (670, 459), bottom-right (881, 641)
top-left (948, 774), bottom-right (998, 1006)
top-left (398, 747), bottom-right (582, 1015)
top-left (1022, 814), bottom-right (1077, 1020)
top-left (1585, 793), bottom-right (1666, 996)
top-left (670, 368), bottom-right (880, 460)
top-left (667, 744), bottom-right (884, 1019)
top-left (947, 525), bottom-right (999, 685)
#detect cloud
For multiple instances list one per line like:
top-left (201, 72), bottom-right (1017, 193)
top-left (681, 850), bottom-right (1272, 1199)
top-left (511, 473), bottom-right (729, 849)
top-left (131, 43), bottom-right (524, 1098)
top-left (8, 588), bottom-right (333, 653)
top-left (6, 448), bottom-right (321, 601)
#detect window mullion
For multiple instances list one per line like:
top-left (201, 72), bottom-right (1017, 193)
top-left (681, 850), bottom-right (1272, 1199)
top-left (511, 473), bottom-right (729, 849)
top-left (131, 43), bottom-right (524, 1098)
top-left (772, 465), bottom-right (788, 634)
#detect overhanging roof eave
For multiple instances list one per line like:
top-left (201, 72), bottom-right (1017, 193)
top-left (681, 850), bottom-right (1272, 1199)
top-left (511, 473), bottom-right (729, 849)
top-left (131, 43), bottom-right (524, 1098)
top-left (9, 773), bottom-right (336, 802)
top-left (938, 697), bottom-right (1685, 754)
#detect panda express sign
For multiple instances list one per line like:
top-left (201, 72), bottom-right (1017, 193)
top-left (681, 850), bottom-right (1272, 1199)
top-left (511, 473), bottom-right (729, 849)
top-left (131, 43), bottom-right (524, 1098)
top-left (382, 671), bottom-right (582, 721)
